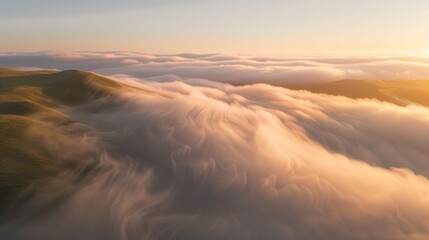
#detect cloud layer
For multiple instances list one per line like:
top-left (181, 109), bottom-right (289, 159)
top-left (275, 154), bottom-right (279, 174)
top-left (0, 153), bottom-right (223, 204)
top-left (2, 73), bottom-right (429, 239)
top-left (2, 51), bottom-right (429, 85)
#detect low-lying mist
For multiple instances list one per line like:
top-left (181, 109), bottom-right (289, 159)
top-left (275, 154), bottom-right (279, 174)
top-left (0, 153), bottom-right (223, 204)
top-left (1, 72), bottom-right (429, 240)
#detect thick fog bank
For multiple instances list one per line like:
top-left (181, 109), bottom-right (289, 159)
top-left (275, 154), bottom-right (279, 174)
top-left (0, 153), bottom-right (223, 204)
top-left (2, 77), bottom-right (429, 240)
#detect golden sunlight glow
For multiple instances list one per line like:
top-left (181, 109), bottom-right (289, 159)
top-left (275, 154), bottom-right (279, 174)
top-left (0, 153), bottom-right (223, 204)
top-left (422, 49), bottom-right (429, 56)
top-left (3, 0), bottom-right (429, 238)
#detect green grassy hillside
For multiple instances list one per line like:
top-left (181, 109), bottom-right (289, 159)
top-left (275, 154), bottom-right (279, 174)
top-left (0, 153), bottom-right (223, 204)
top-left (0, 69), bottom-right (125, 209)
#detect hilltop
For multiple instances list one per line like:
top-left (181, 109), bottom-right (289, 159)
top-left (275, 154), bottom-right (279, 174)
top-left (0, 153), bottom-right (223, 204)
top-left (0, 69), bottom-right (124, 208)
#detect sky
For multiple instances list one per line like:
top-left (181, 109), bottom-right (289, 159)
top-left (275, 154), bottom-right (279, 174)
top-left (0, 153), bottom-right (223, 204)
top-left (1, 0), bottom-right (429, 56)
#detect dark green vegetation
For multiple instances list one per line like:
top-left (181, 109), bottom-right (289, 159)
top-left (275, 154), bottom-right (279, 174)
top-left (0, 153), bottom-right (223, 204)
top-left (0, 69), bottom-right (124, 209)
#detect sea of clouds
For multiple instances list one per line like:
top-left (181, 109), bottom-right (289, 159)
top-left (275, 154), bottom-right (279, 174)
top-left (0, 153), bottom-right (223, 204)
top-left (1, 69), bottom-right (429, 239)
top-left (2, 51), bottom-right (429, 85)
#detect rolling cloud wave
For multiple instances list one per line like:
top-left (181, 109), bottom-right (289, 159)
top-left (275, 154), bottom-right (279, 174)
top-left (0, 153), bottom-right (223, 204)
top-left (2, 75), bottom-right (429, 239)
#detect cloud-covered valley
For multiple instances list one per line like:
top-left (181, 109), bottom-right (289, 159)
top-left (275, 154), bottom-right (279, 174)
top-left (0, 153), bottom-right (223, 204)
top-left (1, 68), bottom-right (429, 239)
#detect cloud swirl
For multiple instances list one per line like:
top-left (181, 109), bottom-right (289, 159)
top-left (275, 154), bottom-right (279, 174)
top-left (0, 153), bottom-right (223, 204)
top-left (1, 73), bottom-right (429, 239)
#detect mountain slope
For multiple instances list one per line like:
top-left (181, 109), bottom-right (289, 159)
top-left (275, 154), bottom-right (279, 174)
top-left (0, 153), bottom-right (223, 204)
top-left (0, 69), bottom-right (125, 208)
top-left (285, 79), bottom-right (429, 107)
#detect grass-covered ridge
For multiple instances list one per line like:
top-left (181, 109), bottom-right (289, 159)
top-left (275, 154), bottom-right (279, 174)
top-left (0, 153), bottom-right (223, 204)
top-left (0, 69), bottom-right (124, 105)
top-left (285, 79), bottom-right (429, 107)
top-left (0, 69), bottom-right (124, 209)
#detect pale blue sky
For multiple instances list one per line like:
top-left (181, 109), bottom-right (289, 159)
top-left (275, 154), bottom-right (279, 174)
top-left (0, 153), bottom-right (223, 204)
top-left (1, 0), bottom-right (429, 55)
